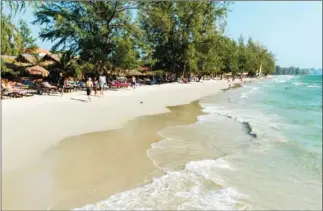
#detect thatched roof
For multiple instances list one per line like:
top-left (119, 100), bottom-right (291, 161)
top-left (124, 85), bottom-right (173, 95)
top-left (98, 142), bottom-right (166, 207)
top-left (26, 65), bottom-right (49, 77)
top-left (24, 47), bottom-right (51, 55)
top-left (40, 53), bottom-right (61, 64)
top-left (225, 72), bottom-right (232, 76)
top-left (1, 55), bottom-right (16, 63)
top-left (107, 68), bottom-right (126, 76)
top-left (14, 54), bottom-right (37, 64)
top-left (142, 71), bottom-right (156, 76)
top-left (126, 69), bottom-right (143, 76)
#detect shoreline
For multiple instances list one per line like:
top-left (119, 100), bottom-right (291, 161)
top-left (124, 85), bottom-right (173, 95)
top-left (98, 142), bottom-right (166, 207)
top-left (2, 78), bottom-right (255, 210)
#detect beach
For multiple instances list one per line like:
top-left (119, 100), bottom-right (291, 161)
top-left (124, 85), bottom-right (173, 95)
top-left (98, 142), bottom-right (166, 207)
top-left (2, 79), bottom-right (252, 210)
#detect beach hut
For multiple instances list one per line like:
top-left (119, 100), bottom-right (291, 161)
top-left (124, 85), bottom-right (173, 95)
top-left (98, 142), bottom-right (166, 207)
top-left (14, 54), bottom-right (37, 65)
top-left (26, 65), bottom-right (49, 77)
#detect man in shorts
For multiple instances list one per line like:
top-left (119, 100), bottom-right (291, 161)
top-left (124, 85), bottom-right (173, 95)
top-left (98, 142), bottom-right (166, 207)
top-left (86, 77), bottom-right (93, 102)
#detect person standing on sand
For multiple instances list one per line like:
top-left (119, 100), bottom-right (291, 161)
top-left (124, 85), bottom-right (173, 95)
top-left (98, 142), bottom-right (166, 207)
top-left (86, 78), bottom-right (93, 102)
top-left (99, 76), bottom-right (104, 97)
top-left (93, 78), bottom-right (99, 96)
top-left (131, 76), bottom-right (136, 89)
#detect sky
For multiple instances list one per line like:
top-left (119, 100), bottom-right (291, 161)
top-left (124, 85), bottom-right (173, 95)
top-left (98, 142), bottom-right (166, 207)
top-left (3, 1), bottom-right (322, 69)
top-left (225, 1), bottom-right (322, 69)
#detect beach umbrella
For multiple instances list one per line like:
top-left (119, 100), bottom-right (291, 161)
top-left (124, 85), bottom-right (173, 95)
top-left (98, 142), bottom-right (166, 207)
top-left (26, 65), bottom-right (49, 77)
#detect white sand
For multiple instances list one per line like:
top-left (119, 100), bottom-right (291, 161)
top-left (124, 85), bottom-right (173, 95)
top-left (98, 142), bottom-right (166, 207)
top-left (2, 79), bottom-right (252, 174)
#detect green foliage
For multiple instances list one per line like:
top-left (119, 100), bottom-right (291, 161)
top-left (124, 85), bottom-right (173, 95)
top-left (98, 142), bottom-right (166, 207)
top-left (3, 1), bottom-right (276, 79)
top-left (2, 1), bottom-right (42, 15)
top-left (18, 19), bottom-right (38, 50)
top-left (276, 66), bottom-right (311, 75)
top-left (33, 1), bottom-right (139, 75)
top-left (1, 13), bottom-right (23, 55)
top-left (1, 58), bottom-right (18, 76)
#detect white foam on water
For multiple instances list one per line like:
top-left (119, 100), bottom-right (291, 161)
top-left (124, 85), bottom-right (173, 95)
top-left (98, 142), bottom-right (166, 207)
top-left (199, 103), bottom-right (286, 143)
top-left (307, 85), bottom-right (320, 88)
top-left (240, 93), bottom-right (248, 99)
top-left (73, 159), bottom-right (250, 210)
top-left (262, 84), bottom-right (273, 87)
top-left (292, 82), bottom-right (306, 86)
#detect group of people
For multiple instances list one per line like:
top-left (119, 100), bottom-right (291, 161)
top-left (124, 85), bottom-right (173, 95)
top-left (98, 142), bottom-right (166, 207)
top-left (56, 74), bottom-right (138, 102)
top-left (83, 77), bottom-right (105, 102)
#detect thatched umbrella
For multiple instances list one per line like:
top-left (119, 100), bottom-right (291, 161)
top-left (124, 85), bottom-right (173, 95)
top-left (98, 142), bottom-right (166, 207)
top-left (107, 68), bottom-right (126, 76)
top-left (126, 69), bottom-right (143, 76)
top-left (26, 65), bottom-right (49, 77)
top-left (143, 71), bottom-right (156, 76)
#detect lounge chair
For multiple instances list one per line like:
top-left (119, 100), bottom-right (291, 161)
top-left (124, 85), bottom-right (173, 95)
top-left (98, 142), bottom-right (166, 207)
top-left (109, 81), bottom-right (130, 88)
top-left (41, 82), bottom-right (58, 95)
top-left (3, 82), bottom-right (34, 98)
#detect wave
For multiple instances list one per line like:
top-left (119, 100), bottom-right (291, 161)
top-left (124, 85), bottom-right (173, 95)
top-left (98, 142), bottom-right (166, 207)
top-left (200, 104), bottom-right (288, 144)
top-left (240, 86), bottom-right (260, 99)
top-left (307, 85), bottom-right (321, 88)
top-left (73, 159), bottom-right (251, 210)
top-left (292, 82), bottom-right (306, 86)
top-left (262, 85), bottom-right (273, 87)
top-left (201, 105), bottom-right (258, 138)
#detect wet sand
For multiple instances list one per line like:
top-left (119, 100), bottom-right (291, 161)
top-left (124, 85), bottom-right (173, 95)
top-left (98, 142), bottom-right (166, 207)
top-left (2, 102), bottom-right (204, 210)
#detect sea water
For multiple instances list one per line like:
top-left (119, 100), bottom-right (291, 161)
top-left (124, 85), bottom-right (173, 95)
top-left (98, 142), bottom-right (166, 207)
top-left (75, 75), bottom-right (322, 210)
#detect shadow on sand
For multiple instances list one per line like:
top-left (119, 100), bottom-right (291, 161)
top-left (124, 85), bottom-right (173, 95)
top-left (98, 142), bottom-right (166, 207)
top-left (70, 98), bottom-right (87, 103)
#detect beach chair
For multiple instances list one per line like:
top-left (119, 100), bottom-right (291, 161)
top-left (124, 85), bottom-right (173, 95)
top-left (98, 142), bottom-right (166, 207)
top-left (3, 82), bottom-right (33, 98)
top-left (41, 82), bottom-right (58, 95)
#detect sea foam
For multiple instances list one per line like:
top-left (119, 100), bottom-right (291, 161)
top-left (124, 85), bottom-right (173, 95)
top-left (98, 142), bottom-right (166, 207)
top-left (73, 159), bottom-right (250, 210)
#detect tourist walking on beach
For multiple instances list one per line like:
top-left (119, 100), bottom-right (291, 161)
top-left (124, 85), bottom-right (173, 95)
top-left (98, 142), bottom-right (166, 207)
top-left (86, 78), bottom-right (93, 102)
top-left (64, 78), bottom-right (68, 92)
top-left (58, 74), bottom-right (65, 96)
top-left (93, 78), bottom-right (99, 96)
top-left (99, 76), bottom-right (104, 97)
top-left (131, 76), bottom-right (136, 89)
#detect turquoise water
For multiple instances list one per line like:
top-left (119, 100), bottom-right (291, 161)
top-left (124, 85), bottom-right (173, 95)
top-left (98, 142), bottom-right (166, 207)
top-left (198, 75), bottom-right (322, 209)
top-left (258, 75), bottom-right (322, 172)
top-left (76, 76), bottom-right (322, 210)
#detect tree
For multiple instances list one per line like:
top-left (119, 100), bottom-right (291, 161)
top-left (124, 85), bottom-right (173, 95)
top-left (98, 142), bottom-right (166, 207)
top-left (18, 19), bottom-right (38, 50)
top-left (1, 13), bottom-right (23, 55)
top-left (138, 1), bottom-right (230, 77)
top-left (33, 1), bottom-right (139, 74)
top-left (1, 58), bottom-right (18, 77)
top-left (1, 1), bottom-right (41, 15)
